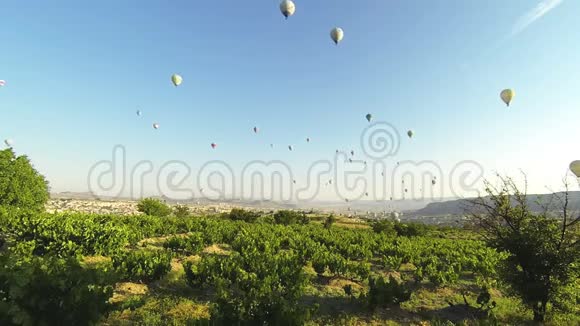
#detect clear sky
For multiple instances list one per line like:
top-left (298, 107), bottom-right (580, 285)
top-left (1, 0), bottom-right (579, 201)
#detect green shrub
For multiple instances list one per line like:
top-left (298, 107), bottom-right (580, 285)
top-left (323, 214), bottom-right (337, 229)
top-left (0, 208), bottom-right (130, 257)
top-left (273, 210), bottom-right (308, 225)
top-left (0, 148), bottom-right (49, 211)
top-left (371, 220), bottom-right (396, 236)
top-left (0, 243), bottom-right (114, 325)
top-left (365, 275), bottom-right (412, 308)
top-left (163, 233), bottom-right (204, 255)
top-left (112, 250), bottom-right (172, 283)
top-left (227, 208), bottom-right (260, 223)
top-left (394, 222), bottom-right (427, 237)
top-left (137, 198), bottom-right (172, 217)
top-left (185, 251), bottom-right (312, 325)
top-left (173, 204), bottom-right (191, 218)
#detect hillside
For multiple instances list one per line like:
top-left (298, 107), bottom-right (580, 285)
top-left (407, 191), bottom-right (580, 218)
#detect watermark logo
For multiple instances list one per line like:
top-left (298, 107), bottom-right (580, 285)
top-left (87, 122), bottom-right (484, 202)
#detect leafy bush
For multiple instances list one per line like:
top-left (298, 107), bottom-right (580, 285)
top-left (0, 243), bottom-right (114, 325)
top-left (394, 222), bottom-right (427, 237)
top-left (0, 208), bottom-right (130, 257)
top-left (112, 250), bottom-right (172, 283)
top-left (365, 275), bottom-right (412, 308)
top-left (274, 210), bottom-right (309, 225)
top-left (371, 220), bottom-right (396, 236)
top-left (163, 233), bottom-right (205, 255)
top-left (323, 214), bottom-right (337, 229)
top-left (137, 198), bottom-right (172, 217)
top-left (173, 204), bottom-right (191, 218)
top-left (0, 148), bottom-right (49, 211)
top-left (227, 208), bottom-right (260, 223)
top-left (185, 251), bottom-right (312, 325)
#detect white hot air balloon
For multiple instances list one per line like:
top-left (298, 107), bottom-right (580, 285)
top-left (171, 74), bottom-right (182, 87)
top-left (330, 27), bottom-right (344, 45)
top-left (4, 139), bottom-right (13, 147)
top-left (136, 110), bottom-right (142, 117)
top-left (570, 161), bottom-right (580, 178)
top-left (0, 80), bottom-right (6, 87)
top-left (288, 145), bottom-right (294, 151)
top-left (279, 0), bottom-right (296, 19)
top-left (153, 123), bottom-right (160, 129)
top-left (500, 89), bottom-right (515, 107)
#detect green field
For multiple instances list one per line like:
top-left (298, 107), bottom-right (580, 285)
top-left (1, 206), bottom-right (577, 325)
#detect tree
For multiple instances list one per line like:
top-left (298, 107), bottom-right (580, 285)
top-left (468, 175), bottom-right (579, 322)
top-left (136, 198), bottom-right (172, 217)
top-left (0, 149), bottom-right (49, 211)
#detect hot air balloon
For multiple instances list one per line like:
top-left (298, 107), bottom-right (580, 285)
top-left (570, 161), bottom-right (580, 178)
top-left (432, 179), bottom-right (436, 186)
top-left (365, 192), bottom-right (369, 197)
top-left (404, 189), bottom-right (408, 193)
top-left (288, 145), bottom-right (293, 151)
top-left (0, 80), bottom-right (5, 87)
top-left (330, 27), bottom-right (344, 45)
top-left (407, 130), bottom-right (414, 138)
top-left (306, 137), bottom-right (310, 143)
top-left (366, 113), bottom-right (372, 123)
top-left (279, 0), bottom-right (295, 19)
top-left (136, 110), bottom-right (142, 117)
top-left (336, 149), bottom-right (339, 154)
top-left (171, 74), bottom-right (183, 87)
top-left (211, 143), bottom-right (217, 149)
top-left (349, 158), bottom-right (353, 163)
top-left (350, 150), bottom-right (354, 156)
top-left (293, 180), bottom-right (296, 184)
top-left (253, 127), bottom-right (259, 133)
top-left (500, 89), bottom-right (515, 107)
top-left (153, 123), bottom-right (160, 129)
top-left (4, 139), bottom-right (13, 147)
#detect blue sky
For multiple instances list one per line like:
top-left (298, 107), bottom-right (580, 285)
top-left (1, 1), bottom-right (579, 200)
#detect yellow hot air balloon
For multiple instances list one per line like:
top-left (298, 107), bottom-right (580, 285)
top-left (330, 27), bottom-right (344, 45)
top-left (570, 161), bottom-right (580, 178)
top-left (280, 0), bottom-right (295, 19)
top-left (171, 74), bottom-right (183, 87)
top-left (500, 89), bottom-right (515, 107)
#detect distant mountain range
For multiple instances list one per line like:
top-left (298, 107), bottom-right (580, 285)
top-left (407, 191), bottom-right (580, 218)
